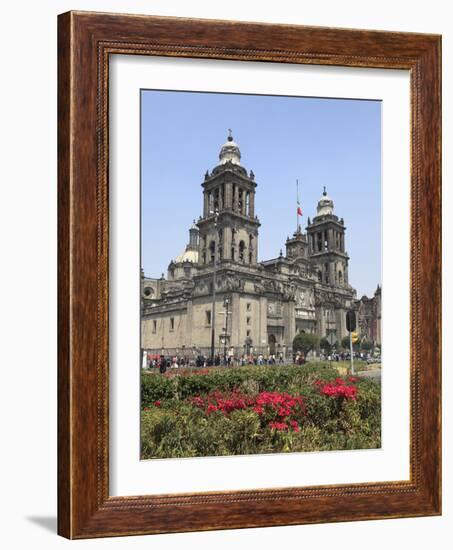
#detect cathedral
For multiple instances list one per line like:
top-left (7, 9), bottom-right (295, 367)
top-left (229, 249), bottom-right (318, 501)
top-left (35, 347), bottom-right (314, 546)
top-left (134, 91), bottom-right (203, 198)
top-left (141, 132), bottom-right (377, 359)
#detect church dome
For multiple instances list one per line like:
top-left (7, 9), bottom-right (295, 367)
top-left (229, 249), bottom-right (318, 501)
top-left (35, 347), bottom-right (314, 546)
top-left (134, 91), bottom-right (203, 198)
top-left (316, 186), bottom-right (334, 216)
top-left (218, 130), bottom-right (241, 165)
top-left (175, 249), bottom-right (199, 263)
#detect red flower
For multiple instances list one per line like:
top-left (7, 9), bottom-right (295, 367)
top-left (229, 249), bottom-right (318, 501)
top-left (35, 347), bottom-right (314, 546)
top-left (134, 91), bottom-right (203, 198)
top-left (317, 380), bottom-right (358, 400)
top-left (188, 389), bottom-right (306, 426)
top-left (154, 400), bottom-right (161, 407)
top-left (269, 421), bottom-right (288, 431)
top-left (290, 420), bottom-right (300, 432)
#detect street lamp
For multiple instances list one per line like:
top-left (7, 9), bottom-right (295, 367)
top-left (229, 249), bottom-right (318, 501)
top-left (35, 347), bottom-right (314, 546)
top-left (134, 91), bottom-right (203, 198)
top-left (220, 297), bottom-right (230, 364)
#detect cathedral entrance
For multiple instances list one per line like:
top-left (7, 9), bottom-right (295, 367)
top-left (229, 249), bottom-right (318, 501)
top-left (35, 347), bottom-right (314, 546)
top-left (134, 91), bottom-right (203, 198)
top-left (268, 334), bottom-right (276, 355)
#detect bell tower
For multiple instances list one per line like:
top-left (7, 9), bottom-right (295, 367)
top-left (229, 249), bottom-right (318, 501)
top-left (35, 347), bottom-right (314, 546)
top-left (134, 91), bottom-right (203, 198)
top-left (306, 187), bottom-right (349, 287)
top-left (197, 131), bottom-right (260, 267)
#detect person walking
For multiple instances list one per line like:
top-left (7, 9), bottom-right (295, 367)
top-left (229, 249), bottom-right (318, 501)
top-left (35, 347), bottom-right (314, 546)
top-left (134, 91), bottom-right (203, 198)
top-left (159, 355), bottom-right (167, 374)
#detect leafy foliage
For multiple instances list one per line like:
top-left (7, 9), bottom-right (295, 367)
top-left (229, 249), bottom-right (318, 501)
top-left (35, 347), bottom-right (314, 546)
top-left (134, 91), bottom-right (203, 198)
top-left (341, 336), bottom-right (351, 349)
top-left (319, 337), bottom-right (332, 352)
top-left (140, 364), bottom-right (381, 459)
top-left (292, 332), bottom-right (319, 354)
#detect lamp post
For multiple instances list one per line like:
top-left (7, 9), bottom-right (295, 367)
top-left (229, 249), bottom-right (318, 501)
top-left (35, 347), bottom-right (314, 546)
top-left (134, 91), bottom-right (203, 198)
top-left (210, 209), bottom-right (219, 362)
top-left (221, 297), bottom-right (230, 364)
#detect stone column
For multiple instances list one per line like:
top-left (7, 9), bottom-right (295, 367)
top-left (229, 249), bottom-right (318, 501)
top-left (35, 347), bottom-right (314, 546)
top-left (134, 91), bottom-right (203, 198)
top-left (253, 234), bottom-right (258, 264)
top-left (225, 181), bottom-right (232, 209)
top-left (185, 300), bottom-right (194, 348)
top-left (282, 301), bottom-right (296, 349)
top-left (329, 261), bottom-right (336, 286)
top-left (203, 192), bottom-right (209, 217)
top-left (223, 227), bottom-right (232, 260)
top-left (315, 306), bottom-right (325, 338)
top-left (231, 292), bottom-right (241, 350)
top-left (249, 190), bottom-right (255, 218)
top-left (259, 296), bottom-right (268, 351)
top-left (335, 307), bottom-right (346, 339)
top-left (234, 185), bottom-right (239, 212)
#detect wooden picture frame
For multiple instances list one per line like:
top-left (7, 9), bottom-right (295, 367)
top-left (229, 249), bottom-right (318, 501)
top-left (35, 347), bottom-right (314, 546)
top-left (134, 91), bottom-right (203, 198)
top-left (58, 11), bottom-right (441, 539)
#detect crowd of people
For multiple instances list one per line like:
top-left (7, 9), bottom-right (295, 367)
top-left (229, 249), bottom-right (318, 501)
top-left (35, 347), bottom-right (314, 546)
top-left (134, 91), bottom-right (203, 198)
top-left (145, 351), bottom-right (303, 373)
top-left (318, 350), bottom-right (374, 362)
top-left (144, 349), bottom-right (376, 374)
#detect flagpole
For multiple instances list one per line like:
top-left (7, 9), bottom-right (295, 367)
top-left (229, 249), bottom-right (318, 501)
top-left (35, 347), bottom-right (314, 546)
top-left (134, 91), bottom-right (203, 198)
top-left (296, 179), bottom-right (299, 233)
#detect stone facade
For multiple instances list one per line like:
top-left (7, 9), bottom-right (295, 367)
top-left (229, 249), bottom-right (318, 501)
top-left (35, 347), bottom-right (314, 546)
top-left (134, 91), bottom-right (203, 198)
top-left (356, 286), bottom-right (382, 346)
top-left (141, 133), bottom-right (376, 359)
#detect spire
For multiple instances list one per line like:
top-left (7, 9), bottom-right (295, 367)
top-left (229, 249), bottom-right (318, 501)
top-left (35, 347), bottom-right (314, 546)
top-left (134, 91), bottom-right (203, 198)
top-left (228, 128), bottom-right (233, 141)
top-left (323, 185), bottom-right (327, 196)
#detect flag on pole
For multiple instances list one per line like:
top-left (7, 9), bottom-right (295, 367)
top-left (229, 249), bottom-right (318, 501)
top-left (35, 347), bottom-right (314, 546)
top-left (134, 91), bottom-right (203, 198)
top-left (296, 179), bottom-right (303, 216)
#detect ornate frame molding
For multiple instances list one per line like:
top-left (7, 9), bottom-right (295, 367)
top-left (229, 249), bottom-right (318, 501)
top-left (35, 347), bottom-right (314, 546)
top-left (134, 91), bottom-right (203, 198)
top-left (58, 11), bottom-right (441, 538)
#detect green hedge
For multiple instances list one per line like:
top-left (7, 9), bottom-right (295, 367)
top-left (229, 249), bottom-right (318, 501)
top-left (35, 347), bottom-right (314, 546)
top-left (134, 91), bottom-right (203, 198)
top-left (141, 363), bottom-right (342, 406)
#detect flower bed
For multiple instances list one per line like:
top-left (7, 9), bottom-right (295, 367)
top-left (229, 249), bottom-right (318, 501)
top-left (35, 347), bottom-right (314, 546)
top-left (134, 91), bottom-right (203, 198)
top-left (140, 363), bottom-right (381, 459)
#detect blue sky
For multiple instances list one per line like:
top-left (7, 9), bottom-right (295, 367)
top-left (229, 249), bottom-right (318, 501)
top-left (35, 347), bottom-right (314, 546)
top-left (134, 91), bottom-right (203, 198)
top-left (141, 90), bottom-right (381, 298)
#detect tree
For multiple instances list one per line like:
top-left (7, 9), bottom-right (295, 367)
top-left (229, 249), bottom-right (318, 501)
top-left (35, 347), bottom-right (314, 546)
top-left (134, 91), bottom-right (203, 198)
top-left (341, 336), bottom-right (350, 350)
top-left (293, 332), bottom-right (319, 355)
top-left (353, 338), bottom-right (361, 352)
top-left (360, 340), bottom-right (373, 351)
top-left (319, 337), bottom-right (332, 353)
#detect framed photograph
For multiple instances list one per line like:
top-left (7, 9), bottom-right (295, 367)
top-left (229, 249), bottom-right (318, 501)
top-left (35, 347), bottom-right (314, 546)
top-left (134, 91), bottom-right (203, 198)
top-left (58, 11), bottom-right (441, 538)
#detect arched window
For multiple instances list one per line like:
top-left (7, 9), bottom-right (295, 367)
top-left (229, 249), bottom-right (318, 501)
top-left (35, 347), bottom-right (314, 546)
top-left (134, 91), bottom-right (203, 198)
top-left (239, 240), bottom-right (245, 262)
top-left (318, 270), bottom-right (322, 282)
top-left (245, 192), bottom-right (250, 215)
top-left (209, 241), bottom-right (215, 263)
top-left (231, 247), bottom-right (235, 261)
top-left (238, 189), bottom-right (243, 212)
top-left (338, 270), bottom-right (343, 285)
